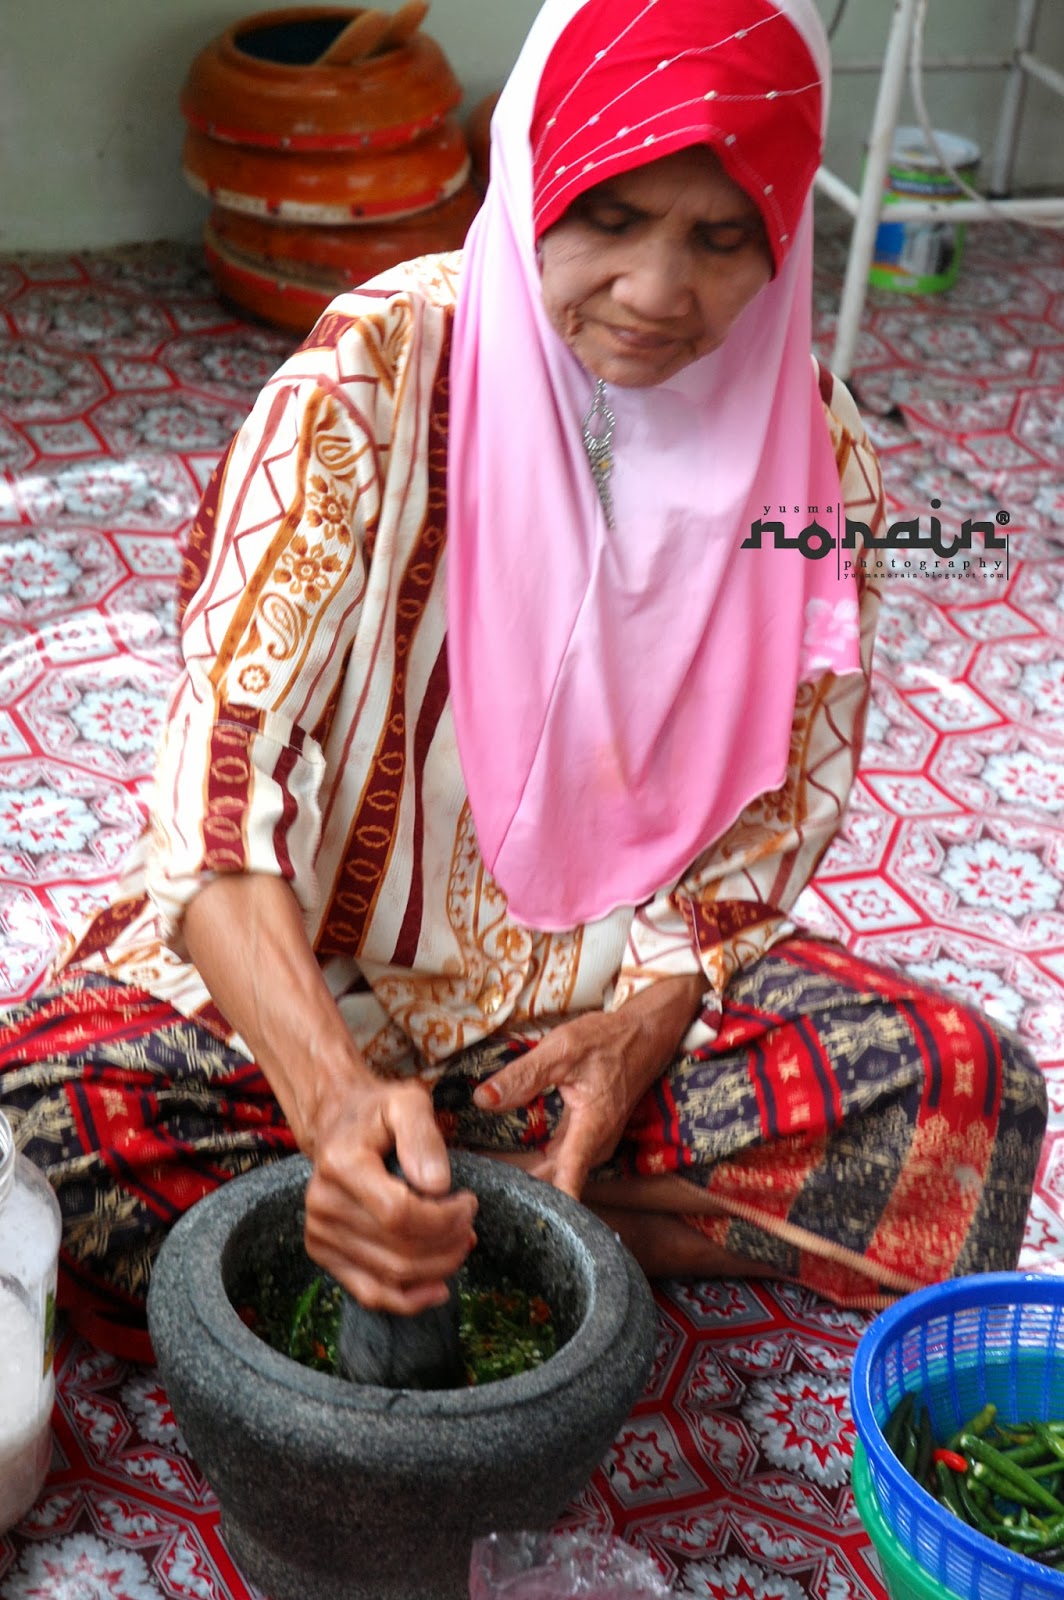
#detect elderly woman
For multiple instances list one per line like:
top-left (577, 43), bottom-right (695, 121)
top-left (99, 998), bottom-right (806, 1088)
top-left (0, 0), bottom-right (1046, 1359)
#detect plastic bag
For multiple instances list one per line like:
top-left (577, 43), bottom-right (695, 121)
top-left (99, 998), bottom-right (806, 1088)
top-left (469, 1530), bottom-right (674, 1598)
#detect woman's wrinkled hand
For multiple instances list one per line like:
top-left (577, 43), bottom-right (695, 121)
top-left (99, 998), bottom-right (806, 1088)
top-left (471, 973), bottom-right (705, 1201)
top-left (182, 873), bottom-right (477, 1317)
top-left (302, 1074), bottom-right (478, 1317)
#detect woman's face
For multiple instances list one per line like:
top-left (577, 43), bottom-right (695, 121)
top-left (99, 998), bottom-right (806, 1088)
top-left (538, 144), bottom-right (773, 388)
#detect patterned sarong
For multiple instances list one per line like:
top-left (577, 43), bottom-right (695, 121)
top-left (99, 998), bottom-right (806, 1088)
top-left (0, 937), bottom-right (1046, 1361)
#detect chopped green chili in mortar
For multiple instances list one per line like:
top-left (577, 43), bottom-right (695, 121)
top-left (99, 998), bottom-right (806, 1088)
top-left (238, 1272), bottom-right (556, 1385)
top-left (458, 1281), bottom-right (557, 1384)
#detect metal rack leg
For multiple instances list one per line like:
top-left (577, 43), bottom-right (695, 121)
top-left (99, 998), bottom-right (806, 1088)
top-left (988, 0), bottom-right (1042, 195)
top-left (830, 0), bottom-right (919, 380)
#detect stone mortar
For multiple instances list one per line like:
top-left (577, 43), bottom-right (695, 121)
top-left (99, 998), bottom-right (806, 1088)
top-left (147, 1151), bottom-right (658, 1600)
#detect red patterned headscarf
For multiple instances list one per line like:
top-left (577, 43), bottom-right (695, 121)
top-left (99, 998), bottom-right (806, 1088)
top-left (531, 0), bottom-right (824, 271)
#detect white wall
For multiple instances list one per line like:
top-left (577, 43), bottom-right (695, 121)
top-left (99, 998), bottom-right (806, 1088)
top-left (3, 0), bottom-right (1062, 251)
top-left (0, 0), bottom-right (540, 251)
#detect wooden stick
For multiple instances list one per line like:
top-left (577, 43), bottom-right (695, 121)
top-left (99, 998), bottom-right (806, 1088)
top-left (370, 0), bottom-right (429, 55)
top-left (314, 9), bottom-right (391, 66)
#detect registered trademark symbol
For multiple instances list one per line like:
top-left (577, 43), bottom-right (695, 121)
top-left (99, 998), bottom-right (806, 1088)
top-left (996, 511), bottom-right (1011, 525)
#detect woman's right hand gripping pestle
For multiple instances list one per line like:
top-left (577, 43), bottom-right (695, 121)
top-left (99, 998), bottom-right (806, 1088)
top-left (303, 1074), bottom-right (477, 1318)
top-left (181, 872), bottom-right (478, 1315)
top-left (336, 1154), bottom-right (465, 1389)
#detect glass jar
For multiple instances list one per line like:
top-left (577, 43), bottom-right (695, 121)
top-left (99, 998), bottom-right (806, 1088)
top-left (0, 1110), bottom-right (61, 1534)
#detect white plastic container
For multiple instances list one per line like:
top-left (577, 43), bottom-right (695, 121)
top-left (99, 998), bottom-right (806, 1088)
top-left (0, 1111), bottom-right (61, 1534)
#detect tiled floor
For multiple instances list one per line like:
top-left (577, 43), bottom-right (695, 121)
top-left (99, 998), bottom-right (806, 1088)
top-left (0, 220), bottom-right (1061, 1599)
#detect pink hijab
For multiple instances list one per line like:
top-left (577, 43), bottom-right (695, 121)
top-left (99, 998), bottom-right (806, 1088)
top-left (447, 0), bottom-right (862, 931)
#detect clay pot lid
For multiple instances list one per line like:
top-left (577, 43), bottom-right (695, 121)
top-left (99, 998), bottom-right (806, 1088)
top-left (181, 6), bottom-right (463, 152)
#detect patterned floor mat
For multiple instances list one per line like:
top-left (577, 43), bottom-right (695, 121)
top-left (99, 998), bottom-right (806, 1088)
top-left (0, 222), bottom-right (1062, 1598)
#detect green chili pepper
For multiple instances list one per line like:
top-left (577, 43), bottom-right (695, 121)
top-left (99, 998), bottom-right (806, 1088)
top-left (954, 1472), bottom-right (1010, 1540)
top-left (994, 1423), bottom-right (1036, 1448)
top-left (1016, 1443), bottom-right (1061, 1469)
top-left (959, 1434), bottom-right (1064, 1517)
top-left (964, 1476), bottom-right (1003, 1520)
top-left (987, 1435), bottom-right (1055, 1468)
top-left (912, 1404), bottom-right (934, 1490)
top-left (948, 1402), bottom-right (997, 1449)
top-left (885, 1392), bottom-right (915, 1458)
top-left (1001, 1525), bottom-right (1058, 1553)
top-left (1034, 1423), bottom-right (1064, 1464)
top-left (970, 1460), bottom-right (1061, 1510)
top-left (934, 1459), bottom-right (966, 1519)
top-left (1008, 1516), bottom-right (1064, 1556)
top-left (287, 1276), bottom-right (323, 1357)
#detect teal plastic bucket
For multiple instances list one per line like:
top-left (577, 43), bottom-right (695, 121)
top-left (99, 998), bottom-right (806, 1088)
top-left (870, 126), bottom-right (980, 293)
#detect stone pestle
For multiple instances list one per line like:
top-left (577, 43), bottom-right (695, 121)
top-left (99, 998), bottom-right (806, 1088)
top-left (337, 1154), bottom-right (465, 1390)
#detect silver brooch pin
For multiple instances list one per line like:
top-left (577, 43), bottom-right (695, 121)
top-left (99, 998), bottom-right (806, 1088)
top-left (581, 378), bottom-right (616, 528)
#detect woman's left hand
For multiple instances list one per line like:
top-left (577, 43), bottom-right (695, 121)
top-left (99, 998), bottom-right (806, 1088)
top-left (472, 972), bottom-right (706, 1201)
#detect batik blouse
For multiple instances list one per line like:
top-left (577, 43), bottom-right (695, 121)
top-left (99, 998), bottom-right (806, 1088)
top-left (62, 252), bottom-right (885, 1080)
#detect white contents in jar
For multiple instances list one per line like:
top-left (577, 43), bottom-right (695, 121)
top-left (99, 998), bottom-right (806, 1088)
top-left (1, 1160), bottom-right (60, 1292)
top-left (0, 1282), bottom-right (52, 1533)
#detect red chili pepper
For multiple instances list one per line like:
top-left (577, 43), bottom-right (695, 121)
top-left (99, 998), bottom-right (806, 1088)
top-left (933, 1448), bottom-right (968, 1473)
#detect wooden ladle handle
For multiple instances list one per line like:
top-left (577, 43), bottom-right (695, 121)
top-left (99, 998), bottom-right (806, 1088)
top-left (315, 8), bottom-right (391, 66)
top-left (371, 0), bottom-right (430, 55)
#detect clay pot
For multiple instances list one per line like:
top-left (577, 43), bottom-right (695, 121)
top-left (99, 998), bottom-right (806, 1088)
top-left (180, 6), bottom-right (462, 151)
top-left (204, 183), bottom-right (480, 334)
top-left (183, 119), bottom-right (470, 222)
top-left (147, 1152), bottom-right (656, 1600)
top-left (181, 5), bottom-right (476, 332)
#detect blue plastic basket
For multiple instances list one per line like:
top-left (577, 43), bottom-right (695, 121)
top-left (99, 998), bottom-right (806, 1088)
top-left (851, 1274), bottom-right (1064, 1600)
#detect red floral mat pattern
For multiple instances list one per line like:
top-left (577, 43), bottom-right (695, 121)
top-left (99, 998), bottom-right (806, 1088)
top-left (3, 1283), bottom-right (877, 1600)
top-left (0, 228), bottom-right (1062, 1598)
